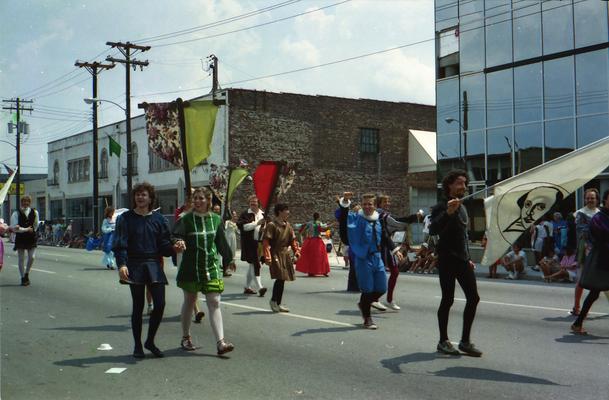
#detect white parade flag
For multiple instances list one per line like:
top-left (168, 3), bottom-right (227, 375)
top-left (481, 136), bottom-right (609, 266)
top-left (0, 167), bottom-right (18, 205)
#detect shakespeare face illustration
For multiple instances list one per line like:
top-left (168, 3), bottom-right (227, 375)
top-left (501, 185), bottom-right (565, 234)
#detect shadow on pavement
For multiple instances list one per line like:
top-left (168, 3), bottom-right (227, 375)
top-left (381, 352), bottom-right (446, 373)
top-left (543, 315), bottom-right (577, 322)
top-left (233, 310), bottom-right (271, 316)
top-left (555, 333), bottom-right (609, 344)
top-left (292, 325), bottom-right (360, 337)
top-left (432, 367), bottom-right (564, 386)
top-left (54, 347), bottom-right (220, 368)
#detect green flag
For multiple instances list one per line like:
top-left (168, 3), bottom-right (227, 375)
top-left (184, 101), bottom-right (219, 170)
top-left (108, 135), bottom-right (121, 157)
top-left (226, 167), bottom-right (249, 204)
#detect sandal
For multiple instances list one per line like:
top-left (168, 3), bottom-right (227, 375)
top-left (570, 324), bottom-right (587, 335)
top-left (181, 335), bottom-right (196, 351)
top-left (217, 339), bottom-right (234, 355)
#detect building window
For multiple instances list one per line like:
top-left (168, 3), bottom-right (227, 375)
top-left (359, 128), bottom-right (379, 154)
top-left (437, 27), bottom-right (460, 78)
top-left (148, 146), bottom-right (179, 173)
top-left (132, 142), bottom-right (138, 176)
top-left (50, 160), bottom-right (59, 185)
top-left (100, 149), bottom-right (109, 179)
top-left (67, 157), bottom-right (90, 183)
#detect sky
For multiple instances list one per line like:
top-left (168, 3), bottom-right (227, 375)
top-left (0, 0), bottom-right (436, 174)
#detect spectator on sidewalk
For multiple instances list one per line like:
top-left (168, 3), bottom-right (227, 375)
top-left (542, 247), bottom-right (577, 283)
top-left (501, 243), bottom-right (526, 280)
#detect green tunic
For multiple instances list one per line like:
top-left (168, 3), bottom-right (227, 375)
top-left (172, 211), bottom-right (233, 293)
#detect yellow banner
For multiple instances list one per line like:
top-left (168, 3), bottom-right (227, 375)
top-left (0, 182), bottom-right (25, 195)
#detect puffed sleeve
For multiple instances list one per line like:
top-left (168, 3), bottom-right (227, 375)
top-left (113, 214), bottom-right (128, 267)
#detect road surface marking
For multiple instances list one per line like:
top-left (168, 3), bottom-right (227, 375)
top-left (11, 265), bottom-right (56, 274)
top-left (218, 300), bottom-right (356, 327)
top-left (443, 296), bottom-right (605, 316)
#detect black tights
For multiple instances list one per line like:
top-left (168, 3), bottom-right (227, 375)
top-left (271, 279), bottom-right (285, 304)
top-left (129, 283), bottom-right (165, 350)
top-left (574, 289), bottom-right (600, 326)
top-left (437, 258), bottom-right (480, 343)
top-left (359, 292), bottom-right (382, 318)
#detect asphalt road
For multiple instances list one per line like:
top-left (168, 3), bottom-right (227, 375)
top-left (1, 242), bottom-right (608, 400)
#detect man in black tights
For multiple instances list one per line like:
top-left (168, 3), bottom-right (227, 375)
top-left (429, 170), bottom-right (482, 357)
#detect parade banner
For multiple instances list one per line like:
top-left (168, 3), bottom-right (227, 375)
top-left (0, 166), bottom-right (18, 205)
top-left (253, 161), bottom-right (281, 211)
top-left (481, 136), bottom-right (609, 266)
top-left (183, 101), bottom-right (218, 170)
top-left (146, 102), bottom-right (183, 167)
top-left (226, 167), bottom-right (249, 204)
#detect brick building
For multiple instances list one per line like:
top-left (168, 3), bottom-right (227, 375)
top-left (225, 89), bottom-right (436, 234)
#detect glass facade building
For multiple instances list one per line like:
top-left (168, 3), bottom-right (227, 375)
top-left (435, 0), bottom-right (609, 238)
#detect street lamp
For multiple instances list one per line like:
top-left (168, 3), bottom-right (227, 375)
top-left (83, 98), bottom-right (130, 215)
top-left (445, 117), bottom-right (467, 169)
top-left (84, 97), bottom-right (128, 233)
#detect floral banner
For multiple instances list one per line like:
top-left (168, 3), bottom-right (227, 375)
top-left (145, 102), bottom-right (183, 168)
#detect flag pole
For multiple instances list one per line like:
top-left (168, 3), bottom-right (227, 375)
top-left (222, 166), bottom-right (233, 221)
top-left (176, 98), bottom-right (192, 197)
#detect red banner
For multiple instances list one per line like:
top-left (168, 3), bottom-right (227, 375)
top-left (253, 161), bottom-right (280, 210)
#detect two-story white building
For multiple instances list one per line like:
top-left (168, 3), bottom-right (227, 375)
top-left (46, 92), bottom-right (228, 234)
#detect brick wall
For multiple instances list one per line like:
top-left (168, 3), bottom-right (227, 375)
top-left (226, 89), bottom-right (436, 224)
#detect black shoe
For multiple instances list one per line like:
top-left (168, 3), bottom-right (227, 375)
top-left (437, 340), bottom-right (460, 356)
top-left (194, 311), bottom-right (205, 323)
top-left (24, 274), bottom-right (30, 286)
top-left (458, 341), bottom-right (482, 357)
top-left (144, 341), bottom-right (164, 358)
top-left (20, 277), bottom-right (26, 286)
top-left (258, 287), bottom-right (267, 297)
top-left (133, 346), bottom-right (145, 358)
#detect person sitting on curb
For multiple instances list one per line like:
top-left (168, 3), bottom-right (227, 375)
top-left (542, 247), bottom-right (577, 283)
top-left (501, 243), bottom-right (526, 280)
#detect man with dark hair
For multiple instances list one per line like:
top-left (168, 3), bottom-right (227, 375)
top-left (430, 170), bottom-right (482, 357)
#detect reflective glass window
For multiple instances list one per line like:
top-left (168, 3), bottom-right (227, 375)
top-left (545, 118), bottom-right (575, 162)
top-left (460, 28), bottom-right (484, 74)
top-left (577, 114), bottom-right (609, 146)
top-left (461, 73), bottom-right (485, 131)
top-left (542, 1), bottom-right (574, 55)
top-left (576, 50), bottom-right (609, 116)
top-left (513, 2), bottom-right (542, 61)
top-left (574, 0), bottom-right (608, 47)
top-left (544, 57), bottom-right (574, 120)
top-left (436, 0), bottom-right (459, 31)
top-left (514, 63), bottom-right (542, 123)
top-left (437, 77), bottom-right (460, 135)
top-left (486, 19), bottom-right (512, 68)
top-left (487, 127), bottom-right (513, 183)
top-left (459, 0), bottom-right (485, 73)
top-left (485, 0), bottom-right (512, 67)
top-left (487, 69), bottom-right (513, 128)
top-left (464, 129), bottom-right (485, 182)
top-left (438, 132), bottom-right (464, 177)
top-left (515, 123), bottom-right (543, 173)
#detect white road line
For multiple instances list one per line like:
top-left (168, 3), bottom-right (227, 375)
top-left (217, 300), bottom-right (356, 327)
top-left (11, 265), bottom-right (56, 274)
top-left (37, 253), bottom-right (71, 258)
top-left (441, 296), bottom-right (606, 316)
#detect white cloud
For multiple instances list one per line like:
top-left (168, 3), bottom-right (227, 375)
top-left (280, 38), bottom-right (321, 65)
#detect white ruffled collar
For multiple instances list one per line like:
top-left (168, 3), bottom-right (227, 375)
top-left (358, 209), bottom-right (379, 221)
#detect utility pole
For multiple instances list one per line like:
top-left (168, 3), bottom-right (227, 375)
top-left (462, 90), bottom-right (469, 170)
top-left (2, 98), bottom-right (33, 208)
top-left (106, 41), bottom-right (150, 205)
top-left (75, 60), bottom-right (115, 234)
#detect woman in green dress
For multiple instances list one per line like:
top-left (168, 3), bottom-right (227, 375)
top-left (173, 187), bottom-right (235, 355)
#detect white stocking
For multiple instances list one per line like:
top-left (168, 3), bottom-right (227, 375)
top-left (205, 292), bottom-right (224, 342)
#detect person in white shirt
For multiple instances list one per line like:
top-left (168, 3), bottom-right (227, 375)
top-left (501, 243), bottom-right (526, 280)
top-left (10, 195), bottom-right (39, 286)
